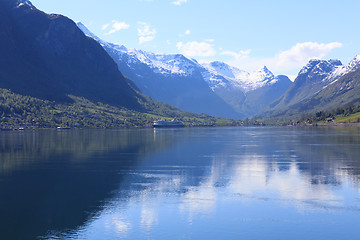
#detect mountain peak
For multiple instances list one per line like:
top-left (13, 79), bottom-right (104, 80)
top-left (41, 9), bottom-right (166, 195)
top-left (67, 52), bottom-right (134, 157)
top-left (260, 65), bottom-right (269, 71)
top-left (348, 54), bottom-right (360, 69)
top-left (258, 65), bottom-right (272, 74)
top-left (328, 59), bottom-right (342, 66)
top-left (204, 61), bottom-right (239, 79)
top-left (16, 0), bottom-right (34, 8)
top-left (299, 59), bottom-right (342, 76)
top-left (253, 65), bottom-right (274, 80)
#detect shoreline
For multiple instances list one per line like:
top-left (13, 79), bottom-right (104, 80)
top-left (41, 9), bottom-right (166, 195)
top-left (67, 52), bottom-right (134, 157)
top-left (315, 122), bottom-right (360, 127)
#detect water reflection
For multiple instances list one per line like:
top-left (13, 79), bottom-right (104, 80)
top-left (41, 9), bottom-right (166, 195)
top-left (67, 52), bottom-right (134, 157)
top-left (0, 127), bottom-right (360, 239)
top-left (0, 129), bottom-right (183, 240)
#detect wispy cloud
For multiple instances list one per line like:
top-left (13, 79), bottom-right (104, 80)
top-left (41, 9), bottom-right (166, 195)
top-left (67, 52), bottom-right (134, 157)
top-left (178, 29), bottom-right (191, 37)
top-left (171, 0), bottom-right (188, 6)
top-left (138, 22), bottom-right (156, 45)
top-left (103, 20), bottom-right (130, 35)
top-left (102, 23), bottom-right (110, 30)
top-left (176, 41), bottom-right (216, 57)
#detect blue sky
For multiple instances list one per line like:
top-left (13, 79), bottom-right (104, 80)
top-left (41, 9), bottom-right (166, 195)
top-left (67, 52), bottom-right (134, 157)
top-left (30, 0), bottom-right (360, 79)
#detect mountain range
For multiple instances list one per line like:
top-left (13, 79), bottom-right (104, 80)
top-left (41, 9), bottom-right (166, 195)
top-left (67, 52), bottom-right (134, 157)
top-left (77, 22), bottom-right (241, 118)
top-left (77, 22), bottom-right (292, 119)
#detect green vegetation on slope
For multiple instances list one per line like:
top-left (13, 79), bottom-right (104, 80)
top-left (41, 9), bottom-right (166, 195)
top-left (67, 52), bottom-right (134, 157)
top-left (297, 104), bottom-right (360, 125)
top-left (335, 112), bottom-right (360, 123)
top-left (0, 89), bottom-right (242, 129)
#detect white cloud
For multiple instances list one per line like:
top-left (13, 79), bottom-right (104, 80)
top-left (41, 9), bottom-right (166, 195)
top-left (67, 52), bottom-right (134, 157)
top-left (176, 41), bottom-right (216, 57)
top-left (224, 42), bottom-right (343, 76)
top-left (139, 36), bottom-right (155, 44)
top-left (171, 0), bottom-right (188, 6)
top-left (104, 20), bottom-right (130, 35)
top-left (137, 22), bottom-right (156, 45)
top-left (178, 29), bottom-right (191, 38)
top-left (221, 49), bottom-right (251, 61)
top-left (275, 42), bottom-right (343, 68)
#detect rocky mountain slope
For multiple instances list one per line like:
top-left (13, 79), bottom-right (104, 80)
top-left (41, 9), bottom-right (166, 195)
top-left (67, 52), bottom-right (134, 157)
top-left (0, 0), bottom-right (144, 110)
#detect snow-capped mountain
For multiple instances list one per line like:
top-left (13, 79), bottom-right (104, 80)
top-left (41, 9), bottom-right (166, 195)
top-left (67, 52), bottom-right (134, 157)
top-left (115, 48), bottom-right (199, 76)
top-left (15, 0), bottom-right (34, 7)
top-left (201, 62), bottom-right (281, 92)
top-left (200, 61), bottom-right (292, 117)
top-left (325, 55), bottom-right (360, 85)
top-left (266, 59), bottom-right (344, 112)
top-left (77, 22), bottom-right (243, 118)
top-left (261, 55), bottom-right (360, 118)
top-left (77, 22), bottom-right (291, 118)
top-left (77, 22), bottom-right (199, 77)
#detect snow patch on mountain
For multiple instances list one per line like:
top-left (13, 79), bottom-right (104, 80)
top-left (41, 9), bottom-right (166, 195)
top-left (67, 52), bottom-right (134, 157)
top-left (323, 55), bottom-right (360, 86)
top-left (124, 50), bottom-right (198, 76)
top-left (330, 54), bottom-right (360, 80)
top-left (201, 62), bottom-right (279, 92)
top-left (298, 59), bottom-right (340, 76)
top-left (17, 0), bottom-right (34, 8)
top-left (297, 59), bottom-right (344, 87)
top-left (296, 55), bottom-right (360, 91)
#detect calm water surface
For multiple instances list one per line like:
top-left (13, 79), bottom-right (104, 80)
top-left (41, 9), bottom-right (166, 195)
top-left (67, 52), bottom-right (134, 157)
top-left (0, 127), bottom-right (360, 240)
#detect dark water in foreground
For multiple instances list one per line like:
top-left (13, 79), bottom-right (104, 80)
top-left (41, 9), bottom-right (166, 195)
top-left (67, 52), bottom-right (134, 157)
top-left (0, 127), bottom-right (360, 240)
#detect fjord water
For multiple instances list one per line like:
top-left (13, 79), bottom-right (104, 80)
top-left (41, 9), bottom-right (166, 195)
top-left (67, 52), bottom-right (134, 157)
top-left (0, 127), bottom-right (360, 240)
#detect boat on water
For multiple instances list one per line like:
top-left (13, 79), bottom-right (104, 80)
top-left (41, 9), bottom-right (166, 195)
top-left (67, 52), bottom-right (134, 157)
top-left (153, 119), bottom-right (185, 128)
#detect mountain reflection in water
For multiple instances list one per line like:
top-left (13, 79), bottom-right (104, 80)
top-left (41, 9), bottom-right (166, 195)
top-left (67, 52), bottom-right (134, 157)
top-left (0, 127), bottom-right (359, 240)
